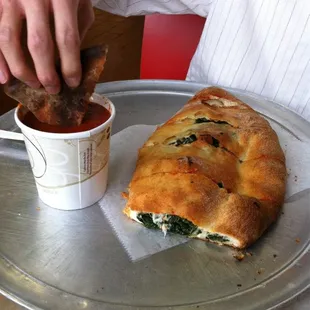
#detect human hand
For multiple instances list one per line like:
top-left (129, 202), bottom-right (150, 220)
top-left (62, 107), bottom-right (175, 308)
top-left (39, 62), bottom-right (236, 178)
top-left (0, 0), bottom-right (94, 94)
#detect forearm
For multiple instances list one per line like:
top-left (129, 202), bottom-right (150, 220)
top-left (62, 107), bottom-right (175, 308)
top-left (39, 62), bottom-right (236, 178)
top-left (92, 0), bottom-right (211, 17)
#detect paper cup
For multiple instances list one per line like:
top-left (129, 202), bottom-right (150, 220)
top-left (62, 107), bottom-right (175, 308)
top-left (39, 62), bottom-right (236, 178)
top-left (14, 93), bottom-right (116, 210)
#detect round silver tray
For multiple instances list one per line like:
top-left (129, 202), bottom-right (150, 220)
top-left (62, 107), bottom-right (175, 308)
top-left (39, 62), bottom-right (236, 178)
top-left (0, 80), bottom-right (309, 310)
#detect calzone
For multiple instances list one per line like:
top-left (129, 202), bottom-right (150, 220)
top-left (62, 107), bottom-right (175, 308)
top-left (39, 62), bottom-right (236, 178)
top-left (123, 87), bottom-right (286, 249)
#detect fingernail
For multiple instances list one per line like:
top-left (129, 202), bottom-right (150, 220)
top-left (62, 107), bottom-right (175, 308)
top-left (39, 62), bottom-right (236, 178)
top-left (66, 77), bottom-right (80, 88)
top-left (0, 70), bottom-right (8, 84)
top-left (26, 81), bottom-right (41, 89)
top-left (46, 85), bottom-right (60, 94)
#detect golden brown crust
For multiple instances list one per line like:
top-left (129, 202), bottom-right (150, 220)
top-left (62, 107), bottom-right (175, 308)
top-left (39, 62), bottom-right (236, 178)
top-left (124, 87), bottom-right (286, 248)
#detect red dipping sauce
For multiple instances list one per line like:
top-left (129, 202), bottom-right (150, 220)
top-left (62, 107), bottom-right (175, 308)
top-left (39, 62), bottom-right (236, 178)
top-left (22, 103), bottom-right (111, 133)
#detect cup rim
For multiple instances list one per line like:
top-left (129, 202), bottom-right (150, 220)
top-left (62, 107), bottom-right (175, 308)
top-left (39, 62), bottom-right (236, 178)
top-left (14, 93), bottom-right (116, 140)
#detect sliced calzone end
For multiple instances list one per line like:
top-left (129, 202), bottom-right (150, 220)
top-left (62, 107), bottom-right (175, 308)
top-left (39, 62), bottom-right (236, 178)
top-left (124, 207), bottom-right (241, 248)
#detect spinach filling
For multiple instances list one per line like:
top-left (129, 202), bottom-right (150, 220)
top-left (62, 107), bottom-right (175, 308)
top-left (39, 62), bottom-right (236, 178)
top-left (166, 215), bottom-right (200, 235)
top-left (217, 182), bottom-right (224, 188)
top-left (170, 134), bottom-right (197, 146)
top-left (170, 133), bottom-right (220, 148)
top-left (212, 137), bottom-right (220, 147)
top-left (137, 213), bottom-right (230, 243)
top-left (136, 213), bottom-right (159, 229)
top-left (205, 233), bottom-right (229, 243)
top-left (195, 117), bottom-right (229, 125)
top-left (137, 213), bottom-right (199, 236)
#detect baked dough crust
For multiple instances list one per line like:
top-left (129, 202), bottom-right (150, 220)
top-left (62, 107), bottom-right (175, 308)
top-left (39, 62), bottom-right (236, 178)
top-left (124, 87), bottom-right (286, 248)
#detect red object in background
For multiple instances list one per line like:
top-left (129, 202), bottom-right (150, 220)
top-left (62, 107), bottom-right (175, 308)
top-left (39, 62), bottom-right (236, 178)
top-left (140, 14), bottom-right (205, 80)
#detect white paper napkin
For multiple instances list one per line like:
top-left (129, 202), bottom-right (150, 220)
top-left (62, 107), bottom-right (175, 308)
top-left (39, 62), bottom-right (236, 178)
top-left (99, 125), bottom-right (188, 262)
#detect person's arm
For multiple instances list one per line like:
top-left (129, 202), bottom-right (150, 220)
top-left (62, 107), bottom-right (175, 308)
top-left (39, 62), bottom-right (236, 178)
top-left (0, 0), bottom-right (94, 93)
top-left (92, 0), bottom-right (211, 17)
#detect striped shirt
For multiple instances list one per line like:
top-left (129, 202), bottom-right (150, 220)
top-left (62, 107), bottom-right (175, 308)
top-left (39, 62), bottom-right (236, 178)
top-left (94, 0), bottom-right (310, 121)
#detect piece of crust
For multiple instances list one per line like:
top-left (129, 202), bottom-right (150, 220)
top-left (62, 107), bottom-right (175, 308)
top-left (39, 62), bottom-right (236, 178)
top-left (4, 44), bottom-right (108, 126)
top-left (123, 86), bottom-right (286, 249)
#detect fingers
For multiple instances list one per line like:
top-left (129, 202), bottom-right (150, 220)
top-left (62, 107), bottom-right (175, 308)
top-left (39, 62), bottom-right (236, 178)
top-left (0, 50), bottom-right (9, 84)
top-left (78, 0), bottom-right (95, 42)
top-left (0, 0), bottom-right (85, 91)
top-left (25, 0), bottom-right (60, 94)
top-left (0, 1), bottom-right (40, 88)
top-left (52, 0), bottom-right (81, 88)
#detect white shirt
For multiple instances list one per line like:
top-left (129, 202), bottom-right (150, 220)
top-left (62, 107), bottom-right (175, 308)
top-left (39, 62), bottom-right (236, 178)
top-left (93, 0), bottom-right (310, 121)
